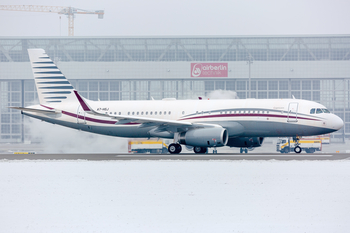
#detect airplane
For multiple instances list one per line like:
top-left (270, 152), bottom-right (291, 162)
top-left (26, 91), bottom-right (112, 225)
top-left (11, 49), bottom-right (344, 154)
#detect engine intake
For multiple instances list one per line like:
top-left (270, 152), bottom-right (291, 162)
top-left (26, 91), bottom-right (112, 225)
top-left (179, 128), bottom-right (228, 147)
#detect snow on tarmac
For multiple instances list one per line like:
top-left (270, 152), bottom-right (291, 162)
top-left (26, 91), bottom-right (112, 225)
top-left (0, 160), bottom-right (349, 233)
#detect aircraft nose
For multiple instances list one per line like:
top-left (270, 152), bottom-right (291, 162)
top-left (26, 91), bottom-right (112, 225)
top-left (332, 114), bottom-right (344, 130)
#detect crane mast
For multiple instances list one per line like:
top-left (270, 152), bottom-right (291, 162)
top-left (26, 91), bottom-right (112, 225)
top-left (0, 5), bottom-right (104, 36)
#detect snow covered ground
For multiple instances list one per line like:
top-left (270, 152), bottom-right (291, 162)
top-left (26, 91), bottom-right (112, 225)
top-left (0, 159), bottom-right (350, 233)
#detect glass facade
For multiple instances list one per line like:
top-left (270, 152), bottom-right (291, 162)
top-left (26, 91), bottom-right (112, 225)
top-left (1, 35), bottom-right (350, 142)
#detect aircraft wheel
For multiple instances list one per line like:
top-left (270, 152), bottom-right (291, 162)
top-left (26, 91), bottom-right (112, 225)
top-left (175, 144), bottom-right (182, 153)
top-left (168, 143), bottom-right (181, 154)
top-left (294, 146), bottom-right (302, 153)
top-left (194, 147), bottom-right (207, 154)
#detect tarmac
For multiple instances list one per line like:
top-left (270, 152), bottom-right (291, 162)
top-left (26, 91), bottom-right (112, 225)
top-left (1, 140), bottom-right (349, 161)
top-left (0, 153), bottom-right (350, 161)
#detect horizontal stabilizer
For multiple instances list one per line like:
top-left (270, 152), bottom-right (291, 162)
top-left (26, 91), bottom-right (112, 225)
top-left (9, 107), bottom-right (61, 114)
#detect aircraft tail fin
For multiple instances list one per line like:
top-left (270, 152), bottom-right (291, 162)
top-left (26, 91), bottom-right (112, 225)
top-left (28, 48), bottom-right (78, 106)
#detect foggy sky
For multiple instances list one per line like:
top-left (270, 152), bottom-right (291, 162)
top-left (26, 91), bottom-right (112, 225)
top-left (0, 0), bottom-right (350, 37)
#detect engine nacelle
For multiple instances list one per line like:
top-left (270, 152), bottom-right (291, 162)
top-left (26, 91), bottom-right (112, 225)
top-left (227, 137), bottom-right (264, 148)
top-left (179, 128), bottom-right (228, 147)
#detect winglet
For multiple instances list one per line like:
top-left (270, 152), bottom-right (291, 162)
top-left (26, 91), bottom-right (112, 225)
top-left (74, 90), bottom-right (92, 112)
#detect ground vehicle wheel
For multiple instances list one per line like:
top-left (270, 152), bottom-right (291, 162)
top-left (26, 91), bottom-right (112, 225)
top-left (194, 147), bottom-right (207, 154)
top-left (294, 146), bottom-right (302, 153)
top-left (284, 147), bottom-right (290, 153)
top-left (308, 148), bottom-right (315, 153)
top-left (168, 143), bottom-right (181, 154)
top-left (240, 148), bottom-right (243, 153)
top-left (245, 148), bottom-right (248, 153)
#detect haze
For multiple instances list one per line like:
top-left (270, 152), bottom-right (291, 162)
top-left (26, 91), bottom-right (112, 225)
top-left (1, 0), bottom-right (350, 37)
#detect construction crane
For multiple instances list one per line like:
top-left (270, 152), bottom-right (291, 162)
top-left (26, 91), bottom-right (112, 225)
top-left (0, 5), bottom-right (104, 36)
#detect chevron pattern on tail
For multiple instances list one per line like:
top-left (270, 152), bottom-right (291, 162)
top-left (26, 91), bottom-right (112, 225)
top-left (28, 49), bottom-right (77, 105)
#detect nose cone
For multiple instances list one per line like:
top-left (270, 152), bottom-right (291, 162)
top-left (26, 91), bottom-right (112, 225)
top-left (332, 114), bottom-right (344, 131)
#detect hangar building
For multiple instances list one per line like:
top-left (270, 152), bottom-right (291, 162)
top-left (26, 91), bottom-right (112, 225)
top-left (0, 35), bottom-right (349, 143)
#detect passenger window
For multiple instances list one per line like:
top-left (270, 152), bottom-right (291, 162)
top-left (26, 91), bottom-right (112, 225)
top-left (128, 112), bottom-right (130, 115)
top-left (322, 109), bottom-right (330, 113)
top-left (155, 112), bottom-right (157, 115)
top-left (132, 112), bottom-right (134, 115)
top-left (164, 111), bottom-right (166, 115)
top-left (137, 112), bottom-right (139, 115)
top-left (168, 111), bottom-right (171, 115)
top-left (310, 108), bottom-right (315, 114)
top-left (150, 112), bottom-right (153, 115)
top-left (141, 112), bottom-right (143, 115)
top-left (316, 108), bottom-right (323, 114)
top-left (119, 112), bottom-right (121, 115)
top-left (146, 112), bottom-right (148, 115)
top-left (159, 111), bottom-right (162, 115)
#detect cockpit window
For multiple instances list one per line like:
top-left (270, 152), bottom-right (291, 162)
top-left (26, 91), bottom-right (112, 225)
top-left (310, 108), bottom-right (331, 114)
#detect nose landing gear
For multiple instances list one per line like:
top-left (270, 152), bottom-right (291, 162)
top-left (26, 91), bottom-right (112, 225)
top-left (293, 136), bottom-right (302, 153)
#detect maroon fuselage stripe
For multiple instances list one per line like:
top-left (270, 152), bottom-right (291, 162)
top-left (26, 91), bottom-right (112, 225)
top-left (180, 113), bottom-right (321, 121)
top-left (40, 105), bottom-right (321, 126)
top-left (41, 104), bottom-right (138, 125)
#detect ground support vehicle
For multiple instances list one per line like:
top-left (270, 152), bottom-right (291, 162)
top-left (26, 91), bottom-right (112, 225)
top-left (276, 138), bottom-right (322, 153)
top-left (128, 139), bottom-right (168, 154)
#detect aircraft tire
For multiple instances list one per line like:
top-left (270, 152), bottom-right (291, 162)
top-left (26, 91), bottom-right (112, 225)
top-left (168, 143), bottom-right (181, 154)
top-left (194, 146), bottom-right (207, 154)
top-left (175, 144), bottom-right (182, 153)
top-left (294, 146), bottom-right (302, 153)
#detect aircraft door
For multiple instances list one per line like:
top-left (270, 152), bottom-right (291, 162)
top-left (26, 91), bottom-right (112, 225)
top-left (287, 102), bottom-right (298, 122)
top-left (77, 105), bottom-right (86, 124)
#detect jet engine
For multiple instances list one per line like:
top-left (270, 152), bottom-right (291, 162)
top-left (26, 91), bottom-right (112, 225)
top-left (227, 137), bottom-right (264, 148)
top-left (179, 128), bottom-right (228, 147)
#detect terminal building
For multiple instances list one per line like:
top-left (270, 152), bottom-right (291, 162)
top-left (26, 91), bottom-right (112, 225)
top-left (0, 35), bottom-right (349, 143)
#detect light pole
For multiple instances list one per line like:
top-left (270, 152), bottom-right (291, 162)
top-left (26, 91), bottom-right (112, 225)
top-left (247, 55), bottom-right (253, 98)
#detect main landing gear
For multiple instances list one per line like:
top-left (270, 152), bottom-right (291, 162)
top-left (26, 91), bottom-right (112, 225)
top-left (168, 144), bottom-right (208, 154)
top-left (193, 147), bottom-right (208, 154)
top-left (168, 143), bottom-right (182, 154)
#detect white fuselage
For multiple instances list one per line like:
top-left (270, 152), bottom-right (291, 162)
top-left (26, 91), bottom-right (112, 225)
top-left (25, 98), bottom-right (343, 139)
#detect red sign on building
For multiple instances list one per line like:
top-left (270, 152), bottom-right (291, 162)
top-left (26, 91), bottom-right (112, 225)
top-left (191, 63), bottom-right (228, 77)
